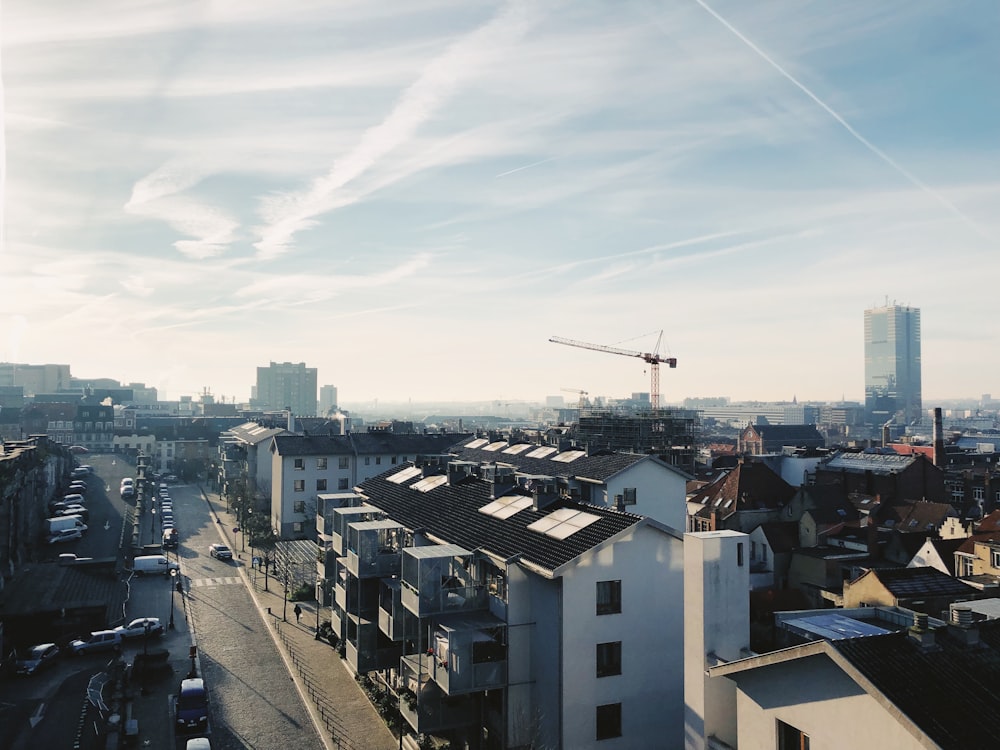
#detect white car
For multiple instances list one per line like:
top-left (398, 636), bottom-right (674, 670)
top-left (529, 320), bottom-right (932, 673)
top-left (48, 528), bottom-right (83, 544)
top-left (114, 617), bottom-right (165, 639)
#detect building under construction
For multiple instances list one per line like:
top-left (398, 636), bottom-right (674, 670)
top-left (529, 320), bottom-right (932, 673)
top-left (569, 407), bottom-right (699, 475)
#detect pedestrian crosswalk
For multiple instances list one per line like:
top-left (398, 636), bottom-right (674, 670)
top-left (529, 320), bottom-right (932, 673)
top-left (189, 576), bottom-right (243, 588)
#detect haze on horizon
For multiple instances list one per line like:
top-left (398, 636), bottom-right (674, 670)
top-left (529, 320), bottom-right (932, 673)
top-left (1, 1), bottom-right (996, 405)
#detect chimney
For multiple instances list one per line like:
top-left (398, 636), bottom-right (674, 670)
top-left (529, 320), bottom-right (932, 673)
top-left (948, 604), bottom-right (980, 646)
top-left (286, 409), bottom-right (296, 433)
top-left (908, 611), bottom-right (937, 650)
top-left (933, 408), bottom-right (945, 467)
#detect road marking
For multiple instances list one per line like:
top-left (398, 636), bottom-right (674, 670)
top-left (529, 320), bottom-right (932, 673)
top-left (28, 702), bottom-right (45, 728)
top-left (190, 577), bottom-right (243, 588)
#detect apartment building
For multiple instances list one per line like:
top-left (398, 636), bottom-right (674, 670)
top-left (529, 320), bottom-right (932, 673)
top-left (322, 457), bottom-right (686, 749)
top-left (270, 432), bottom-right (469, 539)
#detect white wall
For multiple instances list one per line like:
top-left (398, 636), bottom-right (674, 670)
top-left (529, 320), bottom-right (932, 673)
top-left (561, 523), bottom-right (685, 750)
top-left (606, 459), bottom-right (688, 532)
top-left (730, 656), bottom-right (926, 750)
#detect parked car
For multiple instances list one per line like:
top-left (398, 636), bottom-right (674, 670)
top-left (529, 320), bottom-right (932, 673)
top-left (79, 465), bottom-right (94, 474)
top-left (133, 555), bottom-right (180, 576)
top-left (208, 544), bottom-right (232, 561)
top-left (176, 677), bottom-right (209, 733)
top-left (68, 480), bottom-right (88, 491)
top-left (71, 468), bottom-right (89, 479)
top-left (68, 630), bottom-right (122, 655)
top-left (114, 617), bottom-right (165, 639)
top-left (69, 445), bottom-right (89, 454)
top-left (15, 643), bottom-right (60, 675)
top-left (47, 528), bottom-right (83, 544)
top-left (165, 474), bottom-right (179, 484)
top-left (163, 528), bottom-right (179, 549)
top-left (62, 493), bottom-right (86, 505)
top-left (186, 738), bottom-right (212, 750)
top-left (162, 520), bottom-right (175, 531)
top-left (54, 506), bottom-right (89, 522)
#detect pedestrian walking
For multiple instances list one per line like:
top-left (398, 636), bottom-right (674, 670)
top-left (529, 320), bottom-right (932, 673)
top-left (294, 603), bottom-right (302, 623)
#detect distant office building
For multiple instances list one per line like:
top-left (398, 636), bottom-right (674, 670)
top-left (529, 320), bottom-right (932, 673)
top-left (319, 385), bottom-right (338, 416)
top-left (864, 304), bottom-right (921, 425)
top-left (253, 361), bottom-right (317, 416)
top-left (0, 363), bottom-right (71, 397)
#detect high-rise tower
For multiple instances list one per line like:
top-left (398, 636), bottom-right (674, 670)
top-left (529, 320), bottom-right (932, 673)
top-left (864, 304), bottom-right (921, 425)
top-left (253, 361), bottom-right (318, 416)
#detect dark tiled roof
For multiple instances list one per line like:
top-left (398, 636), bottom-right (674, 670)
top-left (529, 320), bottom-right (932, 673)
top-left (357, 465), bottom-right (646, 573)
top-left (689, 462), bottom-right (796, 519)
top-left (759, 521), bottom-right (799, 553)
top-left (451, 438), bottom-right (683, 482)
top-left (871, 567), bottom-right (979, 599)
top-left (833, 620), bottom-right (1000, 749)
top-left (749, 424), bottom-right (824, 442)
top-left (881, 500), bottom-right (956, 532)
top-left (272, 432), bottom-right (470, 457)
top-left (0, 562), bottom-right (123, 616)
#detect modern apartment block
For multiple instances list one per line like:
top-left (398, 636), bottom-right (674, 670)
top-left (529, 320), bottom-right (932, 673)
top-left (253, 361), bottom-right (317, 416)
top-left (270, 432), bottom-right (469, 539)
top-left (320, 456), bottom-right (686, 749)
top-left (864, 304), bottom-right (922, 426)
top-left (318, 384), bottom-right (338, 416)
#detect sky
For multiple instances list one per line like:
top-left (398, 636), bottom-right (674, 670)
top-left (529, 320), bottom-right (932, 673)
top-left (1, 1), bottom-right (997, 408)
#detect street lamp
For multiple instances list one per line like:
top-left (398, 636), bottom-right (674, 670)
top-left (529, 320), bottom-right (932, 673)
top-left (169, 569), bottom-right (178, 630)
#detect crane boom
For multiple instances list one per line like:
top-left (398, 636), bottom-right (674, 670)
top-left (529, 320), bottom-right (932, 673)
top-left (549, 334), bottom-right (677, 409)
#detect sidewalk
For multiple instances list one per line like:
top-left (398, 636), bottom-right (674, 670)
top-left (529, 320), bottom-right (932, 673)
top-left (199, 487), bottom-right (399, 750)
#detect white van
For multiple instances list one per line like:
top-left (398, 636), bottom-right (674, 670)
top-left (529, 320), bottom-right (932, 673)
top-left (133, 555), bottom-right (180, 576)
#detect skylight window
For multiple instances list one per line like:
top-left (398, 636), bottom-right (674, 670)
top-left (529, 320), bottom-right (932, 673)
top-left (466, 438), bottom-right (489, 449)
top-left (551, 449), bottom-right (587, 463)
top-left (526, 446), bottom-right (557, 459)
top-left (527, 508), bottom-right (601, 539)
top-left (388, 466), bottom-right (422, 484)
top-left (479, 495), bottom-right (533, 519)
top-left (411, 475), bottom-right (448, 492)
top-left (483, 441), bottom-right (508, 452)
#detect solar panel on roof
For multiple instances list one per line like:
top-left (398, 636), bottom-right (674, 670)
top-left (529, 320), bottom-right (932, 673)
top-left (551, 450), bottom-right (587, 463)
top-left (526, 446), bottom-right (557, 459)
top-left (388, 466), bottom-right (422, 484)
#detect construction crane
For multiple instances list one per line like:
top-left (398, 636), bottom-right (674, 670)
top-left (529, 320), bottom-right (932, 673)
top-left (560, 387), bottom-right (589, 409)
top-left (550, 332), bottom-right (677, 410)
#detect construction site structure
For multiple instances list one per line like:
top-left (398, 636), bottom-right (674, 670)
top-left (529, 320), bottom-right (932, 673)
top-left (569, 406), bottom-right (699, 475)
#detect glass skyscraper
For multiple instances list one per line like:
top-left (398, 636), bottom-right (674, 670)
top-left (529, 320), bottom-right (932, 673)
top-left (864, 304), bottom-right (921, 425)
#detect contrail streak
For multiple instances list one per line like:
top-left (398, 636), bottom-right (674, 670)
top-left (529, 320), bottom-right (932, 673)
top-left (496, 157), bottom-right (555, 178)
top-left (693, 0), bottom-right (991, 240)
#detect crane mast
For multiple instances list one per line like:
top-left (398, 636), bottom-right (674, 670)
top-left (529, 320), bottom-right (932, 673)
top-left (550, 334), bottom-right (677, 409)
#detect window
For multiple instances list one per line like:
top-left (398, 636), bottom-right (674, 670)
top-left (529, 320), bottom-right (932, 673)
top-left (777, 720), bottom-right (810, 750)
top-left (293, 500), bottom-right (306, 514)
top-left (294, 458), bottom-right (304, 470)
top-left (375, 456), bottom-right (381, 465)
top-left (762, 545), bottom-right (768, 563)
top-left (596, 703), bottom-right (622, 740)
top-left (365, 457), bottom-right (370, 466)
top-left (338, 478), bottom-right (349, 490)
top-left (317, 457), bottom-right (328, 470)
top-left (293, 480), bottom-right (305, 492)
top-left (750, 541), bottom-right (757, 561)
top-left (292, 522), bottom-right (304, 534)
top-left (992, 549), bottom-right (1000, 569)
top-left (596, 580), bottom-right (621, 615)
top-left (339, 456), bottom-right (349, 470)
top-left (391, 455), bottom-right (397, 464)
top-left (737, 542), bottom-right (744, 567)
top-left (596, 641), bottom-right (621, 677)
top-left (316, 479), bottom-right (327, 491)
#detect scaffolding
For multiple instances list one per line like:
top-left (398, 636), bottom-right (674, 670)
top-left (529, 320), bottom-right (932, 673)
top-left (570, 407), bottom-right (699, 475)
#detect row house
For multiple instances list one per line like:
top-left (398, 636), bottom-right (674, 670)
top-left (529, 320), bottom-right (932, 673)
top-left (322, 458), bottom-right (686, 749)
top-left (270, 432), bottom-right (470, 539)
top-left (217, 422), bottom-right (287, 503)
top-left (687, 460), bottom-right (797, 533)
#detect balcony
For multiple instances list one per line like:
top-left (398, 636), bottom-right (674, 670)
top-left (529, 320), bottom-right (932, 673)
top-left (379, 579), bottom-right (415, 642)
top-left (401, 544), bottom-right (487, 618)
top-left (317, 492), bottom-right (364, 539)
top-left (331, 505), bottom-right (382, 557)
top-left (344, 616), bottom-right (403, 675)
top-left (398, 657), bottom-right (478, 734)
top-left (345, 520), bottom-right (403, 579)
top-left (427, 614), bottom-right (507, 695)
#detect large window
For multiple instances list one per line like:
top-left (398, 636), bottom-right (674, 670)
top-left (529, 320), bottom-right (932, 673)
top-left (338, 478), bottom-right (349, 490)
top-left (293, 480), bottom-right (305, 492)
top-left (596, 641), bottom-right (621, 677)
top-left (293, 500), bottom-right (306, 513)
top-left (339, 456), bottom-right (349, 470)
top-left (777, 720), bottom-right (810, 750)
top-left (596, 703), bottom-right (622, 740)
top-left (316, 479), bottom-right (327, 491)
top-left (316, 457), bottom-right (328, 470)
top-left (596, 580), bottom-right (621, 615)
top-left (293, 458), bottom-right (304, 470)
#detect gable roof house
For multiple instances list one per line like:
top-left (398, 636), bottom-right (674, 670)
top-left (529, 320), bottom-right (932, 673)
top-left (217, 421), bottom-right (288, 504)
top-left (324, 458), bottom-right (686, 749)
top-left (270, 432), bottom-right (470, 539)
top-left (706, 610), bottom-right (1000, 750)
top-left (813, 451), bottom-right (948, 505)
top-left (738, 424), bottom-right (825, 456)
top-left (908, 537), bottom-right (966, 576)
top-left (842, 566), bottom-right (983, 615)
top-left (687, 461), bottom-right (797, 534)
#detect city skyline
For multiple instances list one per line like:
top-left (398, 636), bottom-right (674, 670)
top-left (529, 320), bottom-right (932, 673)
top-left (1, 2), bottom-right (997, 404)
